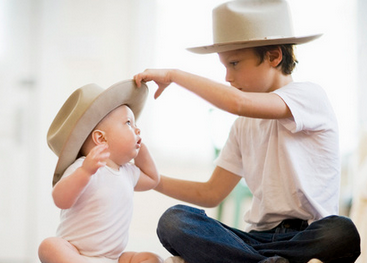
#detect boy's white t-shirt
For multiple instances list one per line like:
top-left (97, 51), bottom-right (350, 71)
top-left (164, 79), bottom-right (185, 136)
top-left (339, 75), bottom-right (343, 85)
top-left (56, 157), bottom-right (140, 259)
top-left (216, 82), bottom-right (340, 232)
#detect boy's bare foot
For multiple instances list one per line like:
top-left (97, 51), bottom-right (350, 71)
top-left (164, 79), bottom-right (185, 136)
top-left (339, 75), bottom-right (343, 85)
top-left (307, 259), bottom-right (323, 263)
top-left (164, 256), bottom-right (185, 263)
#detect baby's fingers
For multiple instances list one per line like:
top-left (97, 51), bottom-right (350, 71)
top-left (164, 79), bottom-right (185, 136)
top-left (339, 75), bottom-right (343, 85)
top-left (93, 143), bottom-right (109, 153)
top-left (84, 144), bottom-right (110, 172)
top-left (92, 144), bottom-right (110, 161)
top-left (97, 151), bottom-right (110, 163)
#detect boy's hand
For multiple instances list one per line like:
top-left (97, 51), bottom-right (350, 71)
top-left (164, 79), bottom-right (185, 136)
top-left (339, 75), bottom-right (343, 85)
top-left (81, 144), bottom-right (110, 176)
top-left (133, 143), bottom-right (160, 191)
top-left (134, 69), bottom-right (172, 99)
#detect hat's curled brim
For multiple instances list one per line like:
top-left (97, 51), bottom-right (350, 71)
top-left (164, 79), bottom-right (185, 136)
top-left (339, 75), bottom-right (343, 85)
top-left (187, 34), bottom-right (322, 54)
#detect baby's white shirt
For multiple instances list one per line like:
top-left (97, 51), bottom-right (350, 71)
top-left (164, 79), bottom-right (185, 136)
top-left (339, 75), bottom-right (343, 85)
top-left (56, 157), bottom-right (140, 259)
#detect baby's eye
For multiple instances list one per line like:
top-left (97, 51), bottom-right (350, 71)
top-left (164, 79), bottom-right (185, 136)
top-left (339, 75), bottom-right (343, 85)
top-left (126, 120), bottom-right (132, 126)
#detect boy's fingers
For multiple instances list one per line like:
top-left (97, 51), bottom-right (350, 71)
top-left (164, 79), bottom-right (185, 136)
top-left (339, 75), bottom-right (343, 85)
top-left (154, 85), bottom-right (167, 99)
top-left (134, 73), bottom-right (146, 88)
top-left (154, 88), bottom-right (162, 99)
top-left (134, 74), bottom-right (141, 87)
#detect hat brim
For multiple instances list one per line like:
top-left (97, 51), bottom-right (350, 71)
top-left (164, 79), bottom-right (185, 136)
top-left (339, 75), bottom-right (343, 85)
top-left (187, 34), bottom-right (322, 54)
top-left (52, 79), bottom-right (148, 186)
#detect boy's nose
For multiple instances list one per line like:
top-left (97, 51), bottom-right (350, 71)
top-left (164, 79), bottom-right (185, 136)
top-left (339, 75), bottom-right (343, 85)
top-left (135, 128), bottom-right (141, 135)
top-left (225, 70), bottom-right (233, 83)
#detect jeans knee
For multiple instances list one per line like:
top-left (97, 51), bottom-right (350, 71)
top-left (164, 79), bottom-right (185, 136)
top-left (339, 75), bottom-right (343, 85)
top-left (326, 216), bottom-right (359, 239)
top-left (338, 216), bottom-right (360, 247)
top-left (158, 205), bottom-right (181, 231)
top-left (316, 215), bottom-right (360, 254)
top-left (157, 205), bottom-right (190, 241)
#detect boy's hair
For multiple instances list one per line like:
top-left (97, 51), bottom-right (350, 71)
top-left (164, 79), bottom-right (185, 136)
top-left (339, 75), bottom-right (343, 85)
top-left (253, 44), bottom-right (297, 75)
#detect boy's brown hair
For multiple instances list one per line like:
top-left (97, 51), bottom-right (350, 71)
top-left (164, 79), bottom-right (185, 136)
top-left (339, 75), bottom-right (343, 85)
top-left (254, 44), bottom-right (297, 75)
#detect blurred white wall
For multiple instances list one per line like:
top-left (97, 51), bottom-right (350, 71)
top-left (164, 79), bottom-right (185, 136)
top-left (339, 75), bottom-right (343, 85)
top-left (0, 0), bottom-right (363, 262)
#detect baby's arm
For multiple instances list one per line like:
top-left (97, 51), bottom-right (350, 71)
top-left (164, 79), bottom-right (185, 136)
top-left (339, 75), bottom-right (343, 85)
top-left (52, 144), bottom-right (110, 209)
top-left (134, 143), bottom-right (160, 191)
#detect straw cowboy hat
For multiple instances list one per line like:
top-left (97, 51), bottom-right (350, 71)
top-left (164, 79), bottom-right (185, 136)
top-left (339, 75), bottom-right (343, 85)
top-left (187, 0), bottom-right (322, 54)
top-left (47, 79), bottom-right (148, 186)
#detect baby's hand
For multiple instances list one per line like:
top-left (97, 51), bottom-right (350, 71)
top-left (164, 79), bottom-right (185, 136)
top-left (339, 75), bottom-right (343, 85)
top-left (82, 144), bottom-right (110, 176)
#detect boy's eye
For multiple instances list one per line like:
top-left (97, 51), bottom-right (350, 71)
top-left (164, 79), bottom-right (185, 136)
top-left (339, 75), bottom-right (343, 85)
top-left (229, 61), bottom-right (239, 67)
top-left (126, 120), bottom-right (131, 126)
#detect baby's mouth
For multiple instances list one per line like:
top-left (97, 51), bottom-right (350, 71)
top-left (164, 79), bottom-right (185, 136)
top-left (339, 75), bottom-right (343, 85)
top-left (136, 138), bottom-right (142, 148)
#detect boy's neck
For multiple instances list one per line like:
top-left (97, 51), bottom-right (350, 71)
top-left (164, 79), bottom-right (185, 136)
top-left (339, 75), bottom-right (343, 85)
top-left (271, 74), bottom-right (293, 92)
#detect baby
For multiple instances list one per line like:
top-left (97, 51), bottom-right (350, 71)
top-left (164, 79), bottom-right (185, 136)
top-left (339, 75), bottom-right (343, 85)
top-left (38, 80), bottom-right (163, 263)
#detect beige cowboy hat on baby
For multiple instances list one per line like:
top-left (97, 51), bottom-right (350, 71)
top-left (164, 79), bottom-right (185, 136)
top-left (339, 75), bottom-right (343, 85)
top-left (47, 79), bottom-right (148, 186)
top-left (187, 0), bottom-right (322, 54)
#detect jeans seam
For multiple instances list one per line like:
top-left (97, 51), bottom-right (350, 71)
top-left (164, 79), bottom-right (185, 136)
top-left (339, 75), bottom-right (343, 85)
top-left (218, 220), bottom-right (263, 257)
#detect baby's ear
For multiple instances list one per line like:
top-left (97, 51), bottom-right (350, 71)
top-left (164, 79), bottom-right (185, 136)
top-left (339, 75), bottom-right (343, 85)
top-left (92, 130), bottom-right (107, 145)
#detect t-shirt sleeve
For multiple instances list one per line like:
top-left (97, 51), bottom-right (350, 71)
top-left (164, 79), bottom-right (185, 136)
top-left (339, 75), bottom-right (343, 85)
top-left (124, 162), bottom-right (141, 187)
top-left (215, 118), bottom-right (244, 177)
top-left (273, 82), bottom-right (336, 133)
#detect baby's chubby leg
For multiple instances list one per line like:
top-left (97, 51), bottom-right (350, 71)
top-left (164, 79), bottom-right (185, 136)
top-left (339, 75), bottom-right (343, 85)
top-left (119, 251), bottom-right (163, 263)
top-left (38, 236), bottom-right (88, 263)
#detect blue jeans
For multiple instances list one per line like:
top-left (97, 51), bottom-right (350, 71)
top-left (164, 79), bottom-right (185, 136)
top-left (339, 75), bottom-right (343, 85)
top-left (157, 205), bottom-right (361, 263)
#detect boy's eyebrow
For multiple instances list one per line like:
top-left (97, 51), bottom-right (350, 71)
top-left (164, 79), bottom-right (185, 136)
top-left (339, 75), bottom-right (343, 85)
top-left (219, 54), bottom-right (238, 65)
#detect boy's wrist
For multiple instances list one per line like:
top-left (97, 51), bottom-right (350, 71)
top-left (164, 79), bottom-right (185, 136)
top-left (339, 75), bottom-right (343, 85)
top-left (169, 69), bottom-right (179, 83)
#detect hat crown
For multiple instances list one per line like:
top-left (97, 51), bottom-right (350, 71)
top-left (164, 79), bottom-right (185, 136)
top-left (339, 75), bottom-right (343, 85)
top-left (187, 0), bottom-right (322, 54)
top-left (213, 0), bottom-right (294, 44)
top-left (47, 84), bottom-right (102, 157)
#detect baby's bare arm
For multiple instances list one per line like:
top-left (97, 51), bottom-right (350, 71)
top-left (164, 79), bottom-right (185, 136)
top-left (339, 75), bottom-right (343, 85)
top-left (52, 144), bottom-right (110, 209)
top-left (134, 143), bottom-right (160, 191)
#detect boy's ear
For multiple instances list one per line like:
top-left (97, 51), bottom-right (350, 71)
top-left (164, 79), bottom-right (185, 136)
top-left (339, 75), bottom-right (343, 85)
top-left (92, 130), bottom-right (107, 145)
top-left (267, 47), bottom-right (282, 67)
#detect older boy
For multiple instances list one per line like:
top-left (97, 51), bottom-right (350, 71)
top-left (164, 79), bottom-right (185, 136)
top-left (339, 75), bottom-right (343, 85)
top-left (134, 0), bottom-right (361, 262)
top-left (38, 80), bottom-right (163, 263)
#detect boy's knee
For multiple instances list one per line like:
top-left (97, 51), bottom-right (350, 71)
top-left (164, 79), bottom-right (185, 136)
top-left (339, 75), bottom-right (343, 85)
top-left (315, 216), bottom-right (360, 253)
top-left (323, 216), bottom-right (359, 239)
top-left (158, 205), bottom-right (188, 232)
top-left (334, 216), bottom-right (360, 248)
top-left (157, 205), bottom-right (197, 243)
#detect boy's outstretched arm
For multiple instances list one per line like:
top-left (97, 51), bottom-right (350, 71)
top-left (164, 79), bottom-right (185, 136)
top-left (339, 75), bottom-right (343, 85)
top-left (134, 69), bottom-right (291, 119)
top-left (134, 143), bottom-right (160, 191)
top-left (155, 166), bottom-right (241, 208)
